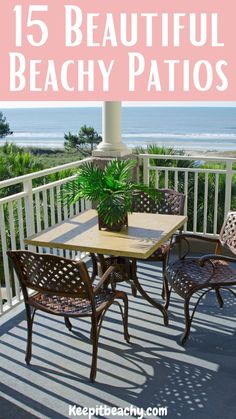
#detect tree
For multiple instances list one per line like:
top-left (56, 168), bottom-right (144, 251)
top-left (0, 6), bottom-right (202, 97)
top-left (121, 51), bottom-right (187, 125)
top-left (64, 125), bottom-right (102, 155)
top-left (0, 112), bottom-right (13, 138)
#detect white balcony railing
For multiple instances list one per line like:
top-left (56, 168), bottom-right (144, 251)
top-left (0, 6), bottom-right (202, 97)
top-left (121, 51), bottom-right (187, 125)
top-left (139, 154), bottom-right (236, 235)
top-left (0, 157), bottom-right (92, 316)
top-left (1, 153), bottom-right (236, 317)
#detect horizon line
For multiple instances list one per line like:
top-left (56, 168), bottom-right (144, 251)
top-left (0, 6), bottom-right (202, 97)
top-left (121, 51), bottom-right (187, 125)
top-left (1, 101), bottom-right (236, 109)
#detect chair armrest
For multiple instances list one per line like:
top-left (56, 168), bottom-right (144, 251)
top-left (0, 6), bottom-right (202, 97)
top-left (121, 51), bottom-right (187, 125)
top-left (175, 233), bottom-right (219, 244)
top-left (170, 233), bottom-right (220, 260)
top-left (93, 264), bottom-right (122, 294)
top-left (199, 254), bottom-right (236, 266)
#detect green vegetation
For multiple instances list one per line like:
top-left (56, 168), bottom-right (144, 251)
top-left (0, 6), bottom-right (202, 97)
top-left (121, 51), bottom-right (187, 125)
top-left (27, 147), bottom-right (82, 168)
top-left (0, 143), bottom-right (83, 171)
top-left (0, 143), bottom-right (84, 200)
top-left (0, 143), bottom-right (44, 197)
top-left (0, 112), bottom-right (12, 138)
top-left (64, 125), bottom-right (102, 155)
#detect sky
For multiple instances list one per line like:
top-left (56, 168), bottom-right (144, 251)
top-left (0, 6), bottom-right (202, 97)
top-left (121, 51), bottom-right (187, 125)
top-left (1, 101), bottom-right (236, 108)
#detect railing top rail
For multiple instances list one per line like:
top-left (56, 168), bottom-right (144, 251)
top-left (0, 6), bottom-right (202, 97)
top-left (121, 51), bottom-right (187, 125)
top-left (0, 191), bottom-right (27, 205)
top-left (138, 154), bottom-right (236, 162)
top-left (150, 166), bottom-right (229, 174)
top-left (33, 174), bottom-right (77, 193)
top-left (0, 157), bottom-right (93, 189)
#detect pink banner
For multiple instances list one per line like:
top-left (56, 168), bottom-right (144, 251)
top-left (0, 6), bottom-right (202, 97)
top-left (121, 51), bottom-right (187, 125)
top-left (0, 0), bottom-right (235, 100)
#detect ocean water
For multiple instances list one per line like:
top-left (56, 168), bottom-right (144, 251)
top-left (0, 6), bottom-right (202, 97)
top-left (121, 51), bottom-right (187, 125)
top-left (2, 106), bottom-right (236, 152)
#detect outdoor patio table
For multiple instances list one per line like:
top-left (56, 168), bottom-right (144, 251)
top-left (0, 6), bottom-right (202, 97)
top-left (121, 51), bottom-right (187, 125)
top-left (25, 209), bottom-right (187, 325)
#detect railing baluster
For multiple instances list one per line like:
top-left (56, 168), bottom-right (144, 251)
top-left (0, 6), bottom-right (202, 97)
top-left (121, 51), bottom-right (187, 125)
top-left (56, 185), bottom-right (62, 223)
top-left (75, 200), bottom-right (80, 214)
top-left (65, 249), bottom-right (70, 258)
top-left (34, 192), bottom-right (43, 253)
top-left (0, 204), bottom-right (12, 307)
top-left (81, 199), bottom-right (85, 212)
top-left (203, 173), bottom-right (209, 234)
top-left (224, 161), bottom-right (233, 217)
top-left (42, 189), bottom-right (49, 228)
top-left (17, 199), bottom-right (25, 250)
top-left (55, 187), bottom-right (64, 257)
top-left (24, 179), bottom-right (35, 237)
top-left (8, 201), bottom-right (20, 301)
top-left (85, 199), bottom-right (92, 210)
top-left (49, 188), bottom-right (55, 226)
top-left (165, 170), bottom-right (169, 188)
top-left (155, 170), bottom-right (159, 189)
top-left (143, 157), bottom-right (149, 185)
top-left (174, 170), bottom-right (178, 191)
top-left (214, 173), bottom-right (219, 234)
top-left (0, 282), bottom-right (3, 314)
top-left (70, 204), bottom-right (74, 218)
top-left (35, 192), bottom-right (42, 233)
top-left (193, 172), bottom-right (198, 233)
top-left (49, 188), bottom-right (59, 256)
top-left (184, 171), bottom-right (188, 231)
top-left (63, 204), bottom-right (68, 220)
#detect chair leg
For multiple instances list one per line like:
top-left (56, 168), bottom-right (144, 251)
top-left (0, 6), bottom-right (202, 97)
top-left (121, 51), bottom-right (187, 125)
top-left (90, 317), bottom-right (98, 382)
top-left (163, 261), bottom-right (172, 310)
top-left (164, 285), bottom-right (172, 310)
top-left (120, 294), bottom-right (130, 343)
top-left (129, 259), bottom-right (138, 297)
top-left (25, 304), bottom-right (36, 365)
top-left (64, 317), bottom-right (72, 331)
top-left (110, 277), bottom-right (117, 291)
top-left (130, 259), bottom-right (138, 297)
top-left (181, 288), bottom-right (214, 345)
top-left (161, 259), bottom-right (167, 300)
top-left (181, 297), bottom-right (192, 345)
top-left (130, 281), bottom-right (137, 297)
top-left (90, 313), bottom-right (102, 342)
top-left (90, 253), bottom-right (98, 282)
top-left (215, 288), bottom-right (224, 308)
top-left (90, 295), bottom-right (130, 382)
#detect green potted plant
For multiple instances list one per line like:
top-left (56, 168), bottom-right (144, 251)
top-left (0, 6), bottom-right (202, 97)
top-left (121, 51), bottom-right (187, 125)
top-left (61, 159), bottom-right (159, 231)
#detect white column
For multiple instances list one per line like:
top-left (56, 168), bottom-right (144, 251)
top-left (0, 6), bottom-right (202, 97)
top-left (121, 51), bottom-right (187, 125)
top-left (92, 101), bottom-right (130, 157)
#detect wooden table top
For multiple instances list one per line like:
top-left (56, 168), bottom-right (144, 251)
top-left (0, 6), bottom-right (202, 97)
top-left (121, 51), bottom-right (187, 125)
top-left (25, 209), bottom-right (187, 259)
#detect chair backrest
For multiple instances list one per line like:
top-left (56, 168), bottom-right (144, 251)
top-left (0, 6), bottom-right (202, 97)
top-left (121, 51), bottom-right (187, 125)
top-left (132, 189), bottom-right (185, 215)
top-left (7, 250), bottom-right (93, 299)
top-left (219, 212), bottom-right (236, 256)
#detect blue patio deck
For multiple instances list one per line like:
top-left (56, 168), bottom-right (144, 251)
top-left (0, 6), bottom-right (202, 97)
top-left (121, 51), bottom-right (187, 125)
top-left (0, 260), bottom-right (235, 419)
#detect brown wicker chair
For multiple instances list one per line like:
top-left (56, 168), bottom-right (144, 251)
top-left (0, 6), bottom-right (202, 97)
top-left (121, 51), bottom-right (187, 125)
top-left (165, 212), bottom-right (236, 345)
top-left (7, 250), bottom-right (130, 382)
top-left (132, 189), bottom-right (185, 292)
top-left (91, 189), bottom-right (185, 298)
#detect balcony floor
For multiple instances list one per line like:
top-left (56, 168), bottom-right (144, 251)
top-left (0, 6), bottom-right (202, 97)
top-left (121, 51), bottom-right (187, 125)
top-left (0, 260), bottom-right (236, 419)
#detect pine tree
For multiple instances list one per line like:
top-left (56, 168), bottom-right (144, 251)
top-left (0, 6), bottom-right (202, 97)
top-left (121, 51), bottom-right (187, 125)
top-left (0, 112), bottom-right (13, 138)
top-left (64, 125), bottom-right (102, 155)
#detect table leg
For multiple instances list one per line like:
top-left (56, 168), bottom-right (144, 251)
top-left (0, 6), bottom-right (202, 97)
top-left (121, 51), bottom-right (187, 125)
top-left (131, 260), bottom-right (169, 326)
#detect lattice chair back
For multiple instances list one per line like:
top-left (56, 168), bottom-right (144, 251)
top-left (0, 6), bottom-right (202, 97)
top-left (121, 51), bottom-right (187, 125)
top-left (132, 189), bottom-right (185, 215)
top-left (219, 212), bottom-right (236, 256)
top-left (7, 251), bottom-right (93, 299)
